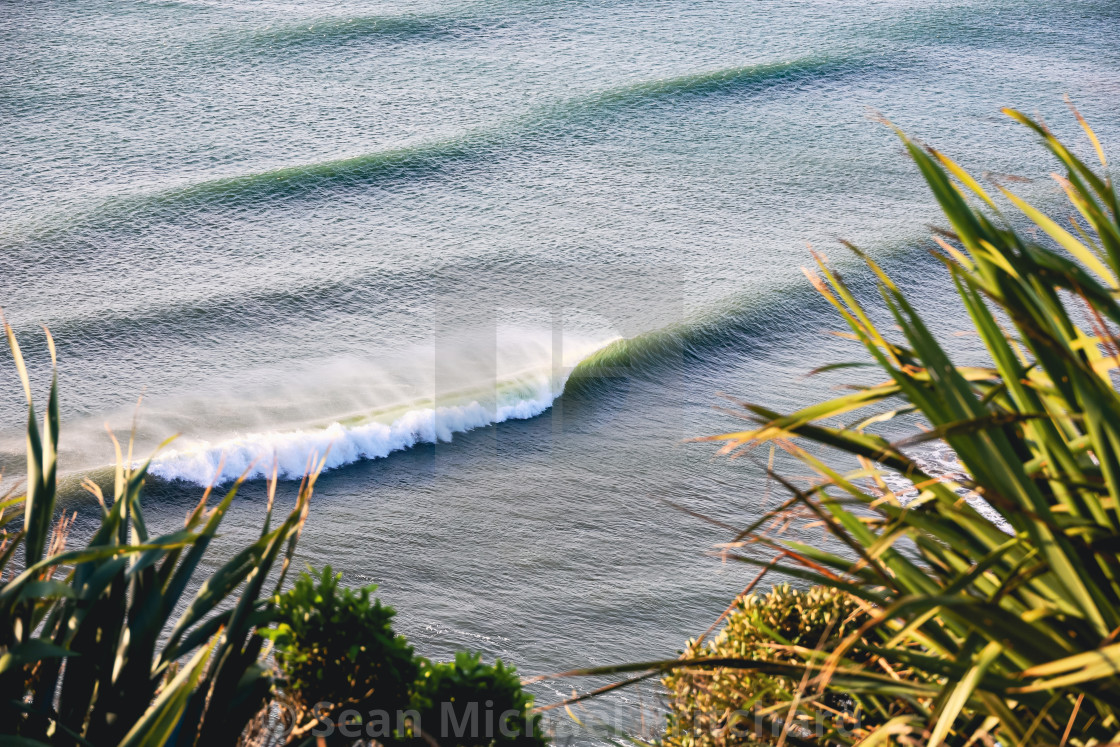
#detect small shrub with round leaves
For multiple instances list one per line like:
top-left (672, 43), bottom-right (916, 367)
top-left (263, 566), bottom-right (418, 732)
top-left (410, 651), bottom-right (548, 747)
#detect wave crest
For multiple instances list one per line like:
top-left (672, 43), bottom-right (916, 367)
top-left (148, 333), bottom-right (615, 485)
top-left (149, 385), bottom-right (555, 485)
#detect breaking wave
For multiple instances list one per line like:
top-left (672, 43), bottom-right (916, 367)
top-left (149, 375), bottom-right (562, 485)
top-left (146, 333), bottom-right (619, 485)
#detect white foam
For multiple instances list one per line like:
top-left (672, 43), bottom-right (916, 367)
top-left (879, 444), bottom-right (1014, 534)
top-left (148, 385), bottom-right (552, 485)
top-left (147, 331), bottom-right (617, 485)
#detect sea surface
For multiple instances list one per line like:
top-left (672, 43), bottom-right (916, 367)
top-left (2, 0), bottom-right (1120, 740)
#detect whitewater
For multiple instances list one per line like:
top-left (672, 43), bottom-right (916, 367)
top-left (146, 332), bottom-right (619, 484)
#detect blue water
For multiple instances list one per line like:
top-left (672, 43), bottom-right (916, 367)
top-left (2, 0), bottom-right (1119, 739)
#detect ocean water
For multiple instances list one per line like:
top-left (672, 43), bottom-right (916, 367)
top-left (2, 0), bottom-right (1120, 738)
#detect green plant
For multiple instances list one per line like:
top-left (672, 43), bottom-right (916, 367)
top-left (411, 651), bottom-right (547, 747)
top-left (0, 325), bottom-right (315, 745)
top-left (0, 327), bottom-right (549, 747)
top-left (260, 565), bottom-right (546, 747)
top-left (560, 108), bottom-right (1120, 745)
top-left (262, 565), bottom-right (417, 742)
top-left (688, 110), bottom-right (1120, 743)
top-left (662, 585), bottom-right (870, 747)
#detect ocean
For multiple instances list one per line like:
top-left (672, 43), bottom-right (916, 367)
top-left (2, 0), bottom-right (1119, 738)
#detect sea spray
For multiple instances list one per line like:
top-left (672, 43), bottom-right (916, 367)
top-left (149, 379), bottom-right (556, 484)
top-left (146, 331), bottom-right (618, 485)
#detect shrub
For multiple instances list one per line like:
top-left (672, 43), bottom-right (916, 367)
top-left (259, 576), bottom-right (547, 747)
top-left (410, 651), bottom-right (547, 747)
top-left (561, 108), bottom-right (1120, 745)
top-left (262, 566), bottom-right (417, 740)
top-left (0, 331), bottom-right (550, 747)
top-left (662, 585), bottom-right (870, 747)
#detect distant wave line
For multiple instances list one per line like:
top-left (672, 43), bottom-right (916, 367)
top-left (149, 56), bottom-right (858, 206)
top-left (9, 53), bottom-right (873, 243)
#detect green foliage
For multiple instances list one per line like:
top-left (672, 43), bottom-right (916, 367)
top-left (544, 109), bottom-right (1120, 745)
top-left (0, 324), bottom-right (317, 745)
top-left (261, 567), bottom-right (546, 747)
top-left (0, 331), bottom-right (547, 747)
top-left (263, 566), bottom-right (417, 732)
top-left (662, 586), bottom-right (871, 747)
top-left (411, 651), bottom-right (547, 747)
top-left (676, 109), bottom-right (1120, 744)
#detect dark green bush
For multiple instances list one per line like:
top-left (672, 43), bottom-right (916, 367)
top-left (260, 568), bottom-right (547, 747)
top-left (263, 566), bottom-right (418, 737)
top-left (411, 651), bottom-right (547, 747)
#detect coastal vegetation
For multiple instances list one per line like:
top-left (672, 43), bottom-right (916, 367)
top-left (662, 585), bottom-right (869, 746)
top-left (0, 327), bottom-right (543, 746)
top-left (645, 108), bottom-right (1120, 744)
